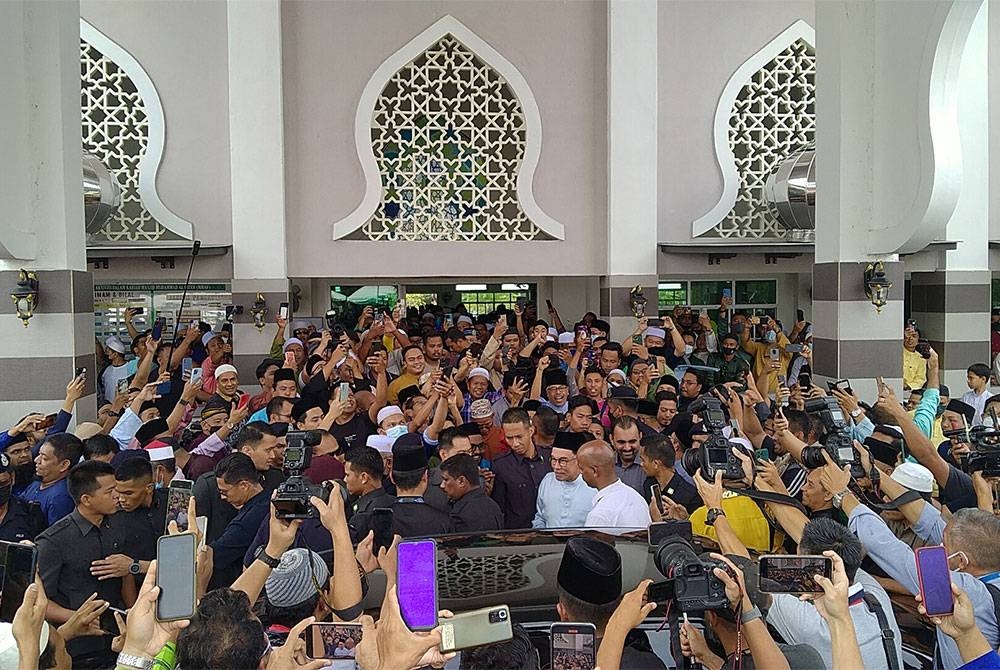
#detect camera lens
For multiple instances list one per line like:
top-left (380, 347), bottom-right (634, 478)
top-left (498, 609), bottom-right (507, 620)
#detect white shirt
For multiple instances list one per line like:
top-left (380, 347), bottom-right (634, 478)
top-left (961, 388), bottom-right (992, 425)
top-left (532, 472), bottom-right (596, 529)
top-left (584, 479), bottom-right (652, 534)
top-left (101, 362), bottom-right (130, 404)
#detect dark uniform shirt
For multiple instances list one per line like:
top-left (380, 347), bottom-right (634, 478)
top-left (194, 467), bottom-right (284, 545)
top-left (209, 489), bottom-right (270, 589)
top-left (490, 446), bottom-right (552, 529)
top-left (449, 487), bottom-right (503, 533)
top-left (0, 497), bottom-right (45, 542)
top-left (348, 488), bottom-right (396, 544)
top-left (36, 509), bottom-right (127, 658)
top-left (640, 473), bottom-right (700, 514)
top-left (117, 488), bottom-right (168, 564)
top-left (391, 495), bottom-right (452, 538)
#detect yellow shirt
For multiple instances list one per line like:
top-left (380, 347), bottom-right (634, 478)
top-left (902, 349), bottom-right (927, 390)
top-left (387, 372), bottom-right (420, 404)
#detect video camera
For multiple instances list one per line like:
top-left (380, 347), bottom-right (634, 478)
top-left (680, 397), bottom-right (745, 481)
top-left (272, 430), bottom-right (333, 520)
top-left (648, 536), bottom-right (731, 612)
top-left (800, 396), bottom-right (864, 479)
top-left (943, 422), bottom-right (1000, 478)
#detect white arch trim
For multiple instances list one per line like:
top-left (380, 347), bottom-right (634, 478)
top-left (80, 19), bottom-right (194, 240)
top-left (332, 14), bottom-right (564, 240)
top-left (692, 20), bottom-right (815, 238)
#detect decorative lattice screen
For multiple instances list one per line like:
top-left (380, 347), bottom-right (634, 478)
top-left (81, 40), bottom-right (178, 242)
top-left (362, 35), bottom-right (546, 241)
top-left (712, 38), bottom-right (815, 238)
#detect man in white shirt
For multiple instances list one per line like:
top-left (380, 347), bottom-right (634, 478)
top-left (578, 440), bottom-right (651, 533)
top-left (532, 432), bottom-right (596, 529)
top-left (961, 363), bottom-right (993, 425)
top-left (100, 336), bottom-right (131, 404)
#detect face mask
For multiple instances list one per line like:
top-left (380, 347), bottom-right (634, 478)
top-left (154, 481), bottom-right (165, 490)
top-left (684, 345), bottom-right (694, 356)
top-left (722, 347), bottom-right (737, 356)
top-left (0, 484), bottom-right (10, 507)
top-left (386, 425), bottom-right (408, 440)
top-left (765, 330), bottom-right (777, 343)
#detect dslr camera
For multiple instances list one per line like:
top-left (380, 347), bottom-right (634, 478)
top-left (944, 423), bottom-right (1000, 477)
top-left (272, 430), bottom-right (334, 520)
top-left (680, 397), bottom-right (745, 481)
top-left (800, 397), bottom-right (864, 478)
top-left (649, 536), bottom-right (731, 612)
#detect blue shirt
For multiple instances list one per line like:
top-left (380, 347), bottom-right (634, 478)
top-left (19, 478), bottom-right (74, 526)
top-left (532, 472), bottom-right (596, 529)
top-left (210, 489), bottom-right (270, 588)
top-left (248, 407), bottom-right (268, 424)
top-left (961, 652), bottom-right (1000, 670)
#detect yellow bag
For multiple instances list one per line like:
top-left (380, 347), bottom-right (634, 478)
top-left (690, 490), bottom-right (772, 553)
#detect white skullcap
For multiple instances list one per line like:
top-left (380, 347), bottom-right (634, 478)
top-left (105, 336), bottom-right (126, 354)
top-left (290, 320), bottom-right (310, 331)
top-left (214, 364), bottom-right (238, 379)
top-left (891, 462), bottom-right (934, 493)
top-left (366, 434), bottom-right (394, 454)
top-left (468, 367), bottom-right (490, 380)
top-left (608, 368), bottom-right (627, 380)
top-left (646, 327), bottom-right (666, 340)
top-left (457, 315), bottom-right (473, 326)
top-left (548, 327), bottom-right (559, 336)
top-left (376, 405), bottom-right (403, 425)
top-left (282, 337), bottom-right (304, 352)
top-left (557, 332), bottom-right (575, 344)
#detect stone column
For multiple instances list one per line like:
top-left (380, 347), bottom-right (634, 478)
top-left (603, 0), bottom-right (658, 342)
top-left (227, 0), bottom-right (289, 383)
top-left (0, 0), bottom-right (97, 425)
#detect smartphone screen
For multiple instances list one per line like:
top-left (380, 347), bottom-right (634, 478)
top-left (916, 546), bottom-right (954, 616)
top-left (35, 413), bottom-right (58, 431)
top-left (156, 534), bottom-right (196, 621)
top-left (279, 303), bottom-right (289, 320)
top-left (649, 483), bottom-right (663, 515)
top-left (75, 367), bottom-right (87, 378)
top-left (550, 623), bottom-right (596, 670)
top-left (339, 382), bottom-right (351, 403)
top-left (304, 623), bottom-right (363, 665)
top-left (396, 539), bottom-right (438, 631)
top-left (0, 542), bottom-right (37, 623)
top-left (182, 357), bottom-right (193, 377)
top-left (151, 318), bottom-right (164, 341)
top-left (117, 377), bottom-right (131, 395)
top-left (284, 351), bottom-right (296, 368)
top-left (371, 508), bottom-right (394, 555)
top-left (758, 554), bottom-right (832, 593)
top-left (165, 480), bottom-right (193, 533)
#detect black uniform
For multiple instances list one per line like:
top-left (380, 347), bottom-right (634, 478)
top-left (348, 488), bottom-right (396, 544)
top-left (0, 497), bottom-right (45, 542)
top-left (116, 488), bottom-right (168, 566)
top-left (449, 487), bottom-right (503, 533)
top-left (391, 495), bottom-right (452, 538)
top-left (194, 467), bottom-right (284, 544)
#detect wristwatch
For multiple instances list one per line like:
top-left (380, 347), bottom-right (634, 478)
top-left (117, 652), bottom-right (154, 670)
top-left (831, 490), bottom-right (847, 509)
top-left (850, 408), bottom-right (863, 419)
top-left (254, 545), bottom-right (281, 569)
top-left (128, 559), bottom-right (141, 575)
top-left (705, 507), bottom-right (726, 526)
top-left (740, 606), bottom-right (762, 624)
top-left (178, 398), bottom-right (191, 407)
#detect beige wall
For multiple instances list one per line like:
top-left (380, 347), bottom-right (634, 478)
top-left (281, 0), bottom-right (607, 278)
top-left (657, 0), bottom-right (814, 243)
top-left (80, 0), bottom-right (233, 247)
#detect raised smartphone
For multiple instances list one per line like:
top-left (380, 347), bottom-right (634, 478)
top-left (75, 366), bottom-right (87, 378)
top-left (915, 545), bottom-right (954, 616)
top-left (550, 623), bottom-right (596, 670)
top-left (165, 480), bottom-right (193, 533)
top-left (156, 534), bottom-right (196, 621)
top-left (279, 303), bottom-right (289, 320)
top-left (0, 542), bottom-right (37, 623)
top-left (189, 367), bottom-right (203, 386)
top-left (758, 554), bottom-right (832, 593)
top-left (649, 483), bottom-right (664, 515)
top-left (151, 318), bottom-right (164, 341)
top-left (339, 382), bottom-right (351, 403)
top-left (181, 357), bottom-right (193, 379)
top-left (304, 622), bottom-right (363, 666)
top-left (396, 539), bottom-right (438, 631)
top-left (827, 379), bottom-right (853, 395)
top-left (34, 413), bottom-right (58, 431)
top-left (439, 605), bottom-right (513, 653)
top-left (371, 508), bottom-right (394, 555)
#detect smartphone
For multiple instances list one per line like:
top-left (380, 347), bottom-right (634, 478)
top-left (444, 314), bottom-right (454, 328)
top-left (279, 302), bottom-right (289, 320)
top-left (35, 413), bottom-right (58, 431)
top-left (796, 309), bottom-right (805, 322)
top-left (915, 545), bottom-right (954, 616)
top-left (797, 372), bottom-right (811, 389)
top-left (195, 516), bottom-right (208, 552)
top-left (237, 393), bottom-right (251, 411)
top-left (550, 623), bottom-right (596, 670)
top-left (649, 483), bottom-right (664, 515)
top-left (906, 318), bottom-right (917, 329)
top-left (151, 318), bottom-right (164, 341)
top-left (156, 534), bottom-right (196, 621)
top-left (785, 344), bottom-right (804, 354)
top-left (545, 299), bottom-right (554, 310)
top-left (396, 539), bottom-right (438, 631)
top-left (439, 605), bottom-right (513, 653)
top-left (827, 379), bottom-right (853, 395)
top-left (0, 542), bottom-right (38, 623)
top-left (371, 508), bottom-right (394, 555)
top-left (754, 448), bottom-right (771, 463)
top-left (440, 365), bottom-right (453, 379)
top-left (648, 520), bottom-right (693, 546)
top-left (284, 351), bottom-right (296, 368)
top-left (189, 367), bottom-right (203, 387)
top-left (156, 380), bottom-right (172, 396)
top-left (181, 357), bottom-right (193, 379)
top-left (99, 606), bottom-right (127, 635)
top-left (133, 307), bottom-right (145, 316)
top-left (499, 314), bottom-right (507, 326)
top-left (75, 366), bottom-right (87, 378)
top-left (515, 296), bottom-right (527, 310)
top-left (117, 377), bottom-right (131, 395)
top-left (304, 622), bottom-right (363, 664)
top-left (339, 382), bottom-right (351, 403)
top-left (768, 347), bottom-right (780, 362)
top-left (758, 554), bottom-right (832, 594)
top-left (165, 480), bottom-right (193, 533)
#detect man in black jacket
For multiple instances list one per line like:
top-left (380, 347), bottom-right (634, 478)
top-left (389, 433), bottom-right (451, 538)
top-left (344, 446), bottom-right (395, 543)
top-left (439, 453), bottom-right (502, 532)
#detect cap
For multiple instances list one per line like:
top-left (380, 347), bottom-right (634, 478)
top-left (470, 398), bottom-right (493, 420)
top-left (890, 461), bottom-right (934, 493)
top-left (74, 422), bottom-right (104, 441)
top-left (376, 405), bottom-right (404, 425)
top-left (201, 331), bottom-right (218, 347)
top-left (264, 548), bottom-right (329, 607)
top-left (945, 399), bottom-right (975, 425)
top-left (292, 397), bottom-right (327, 423)
top-left (201, 395), bottom-right (231, 420)
top-left (392, 432), bottom-right (427, 471)
top-left (557, 332), bottom-right (575, 344)
top-left (557, 537), bottom-right (622, 605)
top-left (543, 369), bottom-right (568, 388)
top-left (607, 369), bottom-right (627, 382)
top-left (291, 320), bottom-right (310, 332)
top-left (522, 399), bottom-right (541, 412)
top-left (282, 337), bottom-right (304, 352)
top-left (552, 432), bottom-right (588, 453)
top-left (468, 367), bottom-right (490, 381)
top-left (214, 364), bottom-right (238, 379)
top-left (135, 418), bottom-right (169, 447)
top-left (646, 327), bottom-right (666, 340)
top-left (273, 368), bottom-right (296, 384)
top-left (366, 435), bottom-right (394, 454)
top-left (145, 440), bottom-right (174, 463)
top-left (873, 425), bottom-right (904, 441)
top-left (456, 314), bottom-right (473, 326)
top-left (397, 385), bottom-right (423, 408)
top-left (105, 336), bottom-right (126, 354)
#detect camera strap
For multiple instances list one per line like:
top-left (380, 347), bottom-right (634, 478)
top-left (722, 486), bottom-right (809, 516)
top-left (849, 485), bottom-right (924, 512)
top-left (862, 593), bottom-right (900, 670)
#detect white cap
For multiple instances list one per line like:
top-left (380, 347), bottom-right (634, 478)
top-left (282, 337), bottom-right (304, 352)
top-left (608, 368), bottom-right (627, 381)
top-left (201, 331), bottom-right (218, 347)
top-left (366, 435), bottom-right (394, 454)
top-left (145, 443), bottom-right (174, 463)
top-left (376, 405), bottom-right (403, 425)
top-left (105, 336), bottom-right (126, 354)
top-left (890, 462), bottom-right (934, 493)
top-left (646, 327), bottom-right (666, 340)
top-left (557, 332), bottom-right (574, 344)
top-left (468, 367), bottom-right (490, 380)
top-left (215, 364), bottom-right (238, 379)
top-left (457, 315), bottom-right (473, 326)
top-left (548, 327), bottom-right (559, 336)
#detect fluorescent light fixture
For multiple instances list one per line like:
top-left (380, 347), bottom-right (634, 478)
top-left (455, 284), bottom-right (487, 291)
top-left (658, 282), bottom-right (682, 290)
top-left (501, 283), bottom-right (529, 291)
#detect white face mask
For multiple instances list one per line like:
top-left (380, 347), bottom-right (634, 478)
top-left (386, 424), bottom-right (408, 440)
top-left (684, 344), bottom-right (694, 356)
top-left (765, 330), bottom-right (777, 343)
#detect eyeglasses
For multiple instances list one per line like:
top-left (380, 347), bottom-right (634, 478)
top-left (550, 456), bottom-right (577, 467)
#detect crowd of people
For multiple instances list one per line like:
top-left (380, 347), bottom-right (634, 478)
top-left (0, 295), bottom-right (999, 670)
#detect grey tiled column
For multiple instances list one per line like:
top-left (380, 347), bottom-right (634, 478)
top-left (811, 261), bottom-right (904, 398)
top-left (231, 278), bottom-right (289, 384)
top-left (600, 274), bottom-right (658, 343)
top-left (0, 270), bottom-right (97, 426)
top-left (910, 270), bottom-right (991, 391)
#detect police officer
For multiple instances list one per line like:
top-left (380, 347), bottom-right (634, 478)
top-left (344, 443), bottom-right (395, 544)
top-left (0, 453), bottom-right (45, 542)
top-left (439, 453), bottom-right (503, 532)
top-left (389, 433), bottom-right (452, 538)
